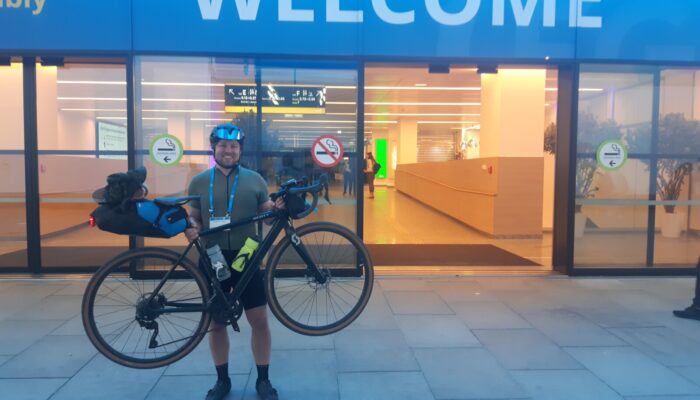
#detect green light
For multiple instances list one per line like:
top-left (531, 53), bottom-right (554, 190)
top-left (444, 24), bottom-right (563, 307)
top-left (375, 138), bottom-right (387, 179)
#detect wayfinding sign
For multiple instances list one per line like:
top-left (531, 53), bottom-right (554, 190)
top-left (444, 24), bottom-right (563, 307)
top-left (225, 85), bottom-right (326, 114)
top-left (150, 134), bottom-right (183, 167)
top-left (596, 140), bottom-right (627, 171)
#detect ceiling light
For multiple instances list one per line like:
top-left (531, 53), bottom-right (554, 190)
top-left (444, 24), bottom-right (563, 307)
top-left (58, 97), bottom-right (126, 101)
top-left (191, 118), bottom-right (233, 122)
top-left (365, 86), bottom-right (480, 91)
top-left (365, 121), bottom-right (397, 124)
top-left (57, 80), bottom-right (126, 85)
top-left (365, 102), bottom-right (480, 106)
top-left (366, 113), bottom-right (479, 117)
top-left (142, 109), bottom-right (225, 113)
top-left (417, 121), bottom-right (478, 124)
top-left (414, 83), bottom-right (427, 87)
top-left (141, 81), bottom-right (225, 87)
top-left (142, 98), bottom-right (224, 103)
top-left (61, 108), bottom-right (127, 112)
top-left (272, 119), bottom-right (355, 123)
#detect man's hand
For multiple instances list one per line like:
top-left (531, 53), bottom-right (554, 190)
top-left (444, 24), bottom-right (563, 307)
top-left (273, 196), bottom-right (286, 210)
top-left (185, 217), bottom-right (201, 243)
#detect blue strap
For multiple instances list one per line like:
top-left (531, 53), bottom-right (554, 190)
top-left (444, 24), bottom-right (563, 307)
top-left (209, 167), bottom-right (239, 217)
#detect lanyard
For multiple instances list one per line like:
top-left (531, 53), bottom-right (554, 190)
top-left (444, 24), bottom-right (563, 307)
top-left (209, 167), bottom-right (239, 217)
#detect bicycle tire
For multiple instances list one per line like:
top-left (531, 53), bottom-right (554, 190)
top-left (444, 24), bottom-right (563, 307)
top-left (82, 247), bottom-right (212, 369)
top-left (265, 222), bottom-right (374, 336)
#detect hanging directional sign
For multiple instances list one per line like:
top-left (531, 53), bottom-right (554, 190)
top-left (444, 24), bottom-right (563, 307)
top-left (224, 84), bottom-right (326, 114)
top-left (150, 134), bottom-right (183, 167)
top-left (596, 139), bottom-right (627, 171)
top-left (311, 135), bottom-right (344, 168)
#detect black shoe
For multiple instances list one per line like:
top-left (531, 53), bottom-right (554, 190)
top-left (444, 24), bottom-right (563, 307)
top-left (205, 379), bottom-right (231, 400)
top-left (673, 305), bottom-right (700, 321)
top-left (256, 379), bottom-right (278, 400)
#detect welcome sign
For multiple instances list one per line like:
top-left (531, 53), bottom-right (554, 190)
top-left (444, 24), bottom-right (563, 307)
top-left (1, 0), bottom-right (700, 63)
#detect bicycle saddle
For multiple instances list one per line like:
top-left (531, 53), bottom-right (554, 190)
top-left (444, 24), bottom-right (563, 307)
top-left (153, 195), bottom-right (199, 207)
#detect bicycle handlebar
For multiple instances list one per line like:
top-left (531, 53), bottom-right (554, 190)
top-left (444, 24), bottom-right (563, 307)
top-left (271, 174), bottom-right (328, 219)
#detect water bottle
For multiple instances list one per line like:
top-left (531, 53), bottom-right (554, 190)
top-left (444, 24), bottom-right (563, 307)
top-left (206, 244), bottom-right (230, 281)
top-left (231, 237), bottom-right (260, 272)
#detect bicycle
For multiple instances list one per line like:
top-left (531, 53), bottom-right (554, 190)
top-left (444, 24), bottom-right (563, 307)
top-left (81, 175), bottom-right (374, 369)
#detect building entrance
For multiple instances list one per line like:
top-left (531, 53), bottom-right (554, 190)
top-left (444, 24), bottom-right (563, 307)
top-left (362, 64), bottom-right (558, 271)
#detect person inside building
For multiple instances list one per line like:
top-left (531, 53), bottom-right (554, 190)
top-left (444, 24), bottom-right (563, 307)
top-left (184, 123), bottom-right (284, 400)
top-left (363, 152), bottom-right (379, 199)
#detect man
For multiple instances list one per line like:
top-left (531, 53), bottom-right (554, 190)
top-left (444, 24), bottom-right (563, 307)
top-left (185, 123), bottom-right (283, 400)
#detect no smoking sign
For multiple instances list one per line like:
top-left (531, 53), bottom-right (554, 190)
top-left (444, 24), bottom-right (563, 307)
top-left (311, 135), bottom-right (344, 168)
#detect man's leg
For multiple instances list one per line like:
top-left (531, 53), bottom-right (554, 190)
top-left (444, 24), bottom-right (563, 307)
top-left (245, 306), bottom-right (278, 400)
top-left (205, 321), bottom-right (232, 400)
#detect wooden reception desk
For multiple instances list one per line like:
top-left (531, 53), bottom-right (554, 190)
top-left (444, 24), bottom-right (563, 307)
top-left (395, 158), bottom-right (544, 238)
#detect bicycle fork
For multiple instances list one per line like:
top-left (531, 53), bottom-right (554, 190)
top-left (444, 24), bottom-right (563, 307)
top-left (284, 226), bottom-right (328, 284)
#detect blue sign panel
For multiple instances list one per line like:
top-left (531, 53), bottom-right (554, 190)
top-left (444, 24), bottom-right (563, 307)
top-left (0, 0), bottom-right (130, 51)
top-left (575, 0), bottom-right (700, 62)
top-left (1, 0), bottom-right (700, 63)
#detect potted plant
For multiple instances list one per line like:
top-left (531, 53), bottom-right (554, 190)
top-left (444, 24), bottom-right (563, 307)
top-left (628, 113), bottom-right (700, 237)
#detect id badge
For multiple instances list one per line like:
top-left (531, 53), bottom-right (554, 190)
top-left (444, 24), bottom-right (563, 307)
top-left (209, 216), bottom-right (231, 229)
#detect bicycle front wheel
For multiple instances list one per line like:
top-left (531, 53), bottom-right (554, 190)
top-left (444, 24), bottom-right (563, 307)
top-left (82, 247), bottom-right (211, 369)
top-left (265, 222), bottom-right (374, 336)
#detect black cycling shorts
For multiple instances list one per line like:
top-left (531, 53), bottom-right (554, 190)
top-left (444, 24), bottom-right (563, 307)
top-left (213, 249), bottom-right (267, 311)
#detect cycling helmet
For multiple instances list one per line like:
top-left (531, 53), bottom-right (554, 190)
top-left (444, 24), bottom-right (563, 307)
top-left (209, 123), bottom-right (245, 148)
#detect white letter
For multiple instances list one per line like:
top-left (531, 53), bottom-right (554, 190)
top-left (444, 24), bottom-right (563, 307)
top-left (543, 0), bottom-right (555, 27)
top-left (235, 0), bottom-right (262, 21)
top-left (279, 0), bottom-right (314, 22)
top-left (577, 0), bottom-right (602, 28)
top-left (426, 0), bottom-right (480, 26)
top-left (569, 0), bottom-right (576, 27)
top-left (492, 0), bottom-right (538, 27)
top-left (33, 0), bottom-right (45, 15)
top-left (372, 0), bottom-right (414, 24)
top-left (198, 0), bottom-right (223, 20)
top-left (327, 0), bottom-right (363, 23)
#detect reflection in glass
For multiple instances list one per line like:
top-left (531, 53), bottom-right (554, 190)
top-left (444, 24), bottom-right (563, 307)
top-left (0, 63), bottom-right (27, 267)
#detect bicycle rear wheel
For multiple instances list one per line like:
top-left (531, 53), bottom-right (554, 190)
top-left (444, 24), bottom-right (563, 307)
top-left (82, 247), bottom-right (211, 369)
top-left (265, 222), bottom-right (374, 336)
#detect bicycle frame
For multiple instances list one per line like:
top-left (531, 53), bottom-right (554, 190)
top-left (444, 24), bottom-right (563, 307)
top-left (144, 208), bottom-right (323, 318)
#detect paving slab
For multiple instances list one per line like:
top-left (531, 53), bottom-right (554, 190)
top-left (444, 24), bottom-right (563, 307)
top-left (414, 347), bottom-right (526, 399)
top-left (0, 378), bottom-right (67, 400)
top-left (49, 355), bottom-right (165, 400)
top-left (0, 335), bottom-right (97, 378)
top-left (147, 374), bottom-right (249, 400)
top-left (395, 314), bottom-right (480, 348)
top-left (521, 309), bottom-right (626, 346)
top-left (338, 371), bottom-right (435, 400)
top-left (384, 291), bottom-right (453, 315)
top-left (451, 301), bottom-right (532, 329)
top-left (474, 329), bottom-right (582, 370)
top-left (609, 327), bottom-right (700, 367)
top-left (334, 329), bottom-right (419, 372)
top-left (511, 370), bottom-right (623, 400)
top-left (0, 319), bottom-right (65, 354)
top-left (565, 347), bottom-right (700, 397)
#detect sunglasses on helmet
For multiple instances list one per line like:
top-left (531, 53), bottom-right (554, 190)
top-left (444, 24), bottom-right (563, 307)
top-left (212, 125), bottom-right (244, 141)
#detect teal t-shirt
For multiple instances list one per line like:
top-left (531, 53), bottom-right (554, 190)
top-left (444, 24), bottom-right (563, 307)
top-left (187, 166), bottom-right (269, 251)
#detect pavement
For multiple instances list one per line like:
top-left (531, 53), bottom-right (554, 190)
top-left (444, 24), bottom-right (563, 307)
top-left (2, 275), bottom-right (700, 399)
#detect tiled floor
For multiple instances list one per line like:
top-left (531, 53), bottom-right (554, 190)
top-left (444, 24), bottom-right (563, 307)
top-left (1, 276), bottom-right (700, 399)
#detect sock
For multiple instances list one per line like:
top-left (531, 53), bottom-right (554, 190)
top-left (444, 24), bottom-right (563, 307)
top-left (216, 363), bottom-right (229, 382)
top-left (256, 364), bottom-right (269, 383)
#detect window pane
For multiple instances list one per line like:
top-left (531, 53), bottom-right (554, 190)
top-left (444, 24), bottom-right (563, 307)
top-left (0, 62), bottom-right (27, 268)
top-left (574, 66), bottom-right (654, 268)
top-left (37, 62), bottom-right (128, 268)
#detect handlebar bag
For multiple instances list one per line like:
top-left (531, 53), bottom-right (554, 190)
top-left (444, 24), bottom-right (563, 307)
top-left (91, 200), bottom-right (187, 238)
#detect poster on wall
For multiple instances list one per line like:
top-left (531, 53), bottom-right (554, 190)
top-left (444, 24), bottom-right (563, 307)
top-left (96, 121), bottom-right (127, 160)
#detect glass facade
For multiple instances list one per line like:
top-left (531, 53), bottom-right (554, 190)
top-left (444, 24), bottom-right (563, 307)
top-left (36, 62), bottom-right (128, 268)
top-left (575, 66), bottom-right (700, 268)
